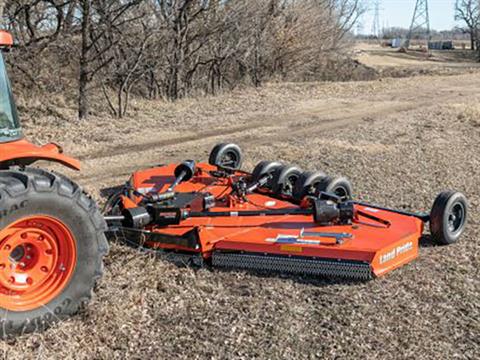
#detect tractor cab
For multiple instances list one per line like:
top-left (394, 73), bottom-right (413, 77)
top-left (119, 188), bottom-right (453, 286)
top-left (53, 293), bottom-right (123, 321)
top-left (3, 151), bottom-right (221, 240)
top-left (0, 41), bottom-right (22, 143)
top-left (0, 30), bottom-right (80, 170)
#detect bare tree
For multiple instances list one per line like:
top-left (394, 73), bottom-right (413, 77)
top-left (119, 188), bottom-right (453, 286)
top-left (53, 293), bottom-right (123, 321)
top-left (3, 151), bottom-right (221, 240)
top-left (3, 0), bottom-right (366, 118)
top-left (455, 0), bottom-right (480, 50)
top-left (101, 20), bottom-right (155, 117)
top-left (2, 1), bottom-right (73, 89)
top-left (77, 0), bottom-right (144, 119)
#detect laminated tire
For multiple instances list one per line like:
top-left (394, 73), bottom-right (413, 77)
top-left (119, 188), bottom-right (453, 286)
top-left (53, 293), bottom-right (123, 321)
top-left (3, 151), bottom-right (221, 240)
top-left (251, 161), bottom-right (284, 189)
top-left (292, 170), bottom-right (327, 201)
top-left (315, 176), bottom-right (353, 201)
top-left (430, 191), bottom-right (467, 245)
top-left (208, 143), bottom-right (243, 170)
top-left (272, 165), bottom-right (303, 197)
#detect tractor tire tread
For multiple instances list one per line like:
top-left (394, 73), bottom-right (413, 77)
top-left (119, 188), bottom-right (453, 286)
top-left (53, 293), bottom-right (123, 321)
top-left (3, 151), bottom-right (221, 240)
top-left (0, 167), bottom-right (108, 338)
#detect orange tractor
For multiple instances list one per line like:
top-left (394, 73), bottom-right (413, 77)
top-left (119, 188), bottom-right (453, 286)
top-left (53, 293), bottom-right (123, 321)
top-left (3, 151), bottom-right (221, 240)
top-left (0, 30), bottom-right (469, 338)
top-left (0, 31), bottom-right (108, 337)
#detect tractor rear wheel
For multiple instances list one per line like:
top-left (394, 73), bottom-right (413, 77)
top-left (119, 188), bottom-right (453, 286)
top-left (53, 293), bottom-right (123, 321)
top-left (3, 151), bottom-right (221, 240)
top-left (0, 167), bottom-right (108, 337)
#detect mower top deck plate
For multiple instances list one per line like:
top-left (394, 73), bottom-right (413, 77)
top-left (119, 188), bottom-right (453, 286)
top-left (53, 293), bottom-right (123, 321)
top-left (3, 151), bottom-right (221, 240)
top-left (129, 163), bottom-right (423, 277)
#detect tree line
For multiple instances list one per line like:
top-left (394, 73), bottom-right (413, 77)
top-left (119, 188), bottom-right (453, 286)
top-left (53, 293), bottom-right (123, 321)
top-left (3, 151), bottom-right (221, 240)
top-left (1, 0), bottom-right (363, 120)
top-left (455, 0), bottom-right (480, 52)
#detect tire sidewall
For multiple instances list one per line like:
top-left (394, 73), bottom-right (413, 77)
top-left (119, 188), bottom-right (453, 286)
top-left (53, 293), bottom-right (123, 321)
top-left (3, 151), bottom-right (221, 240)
top-left (209, 143), bottom-right (243, 170)
top-left (272, 165), bottom-right (302, 195)
top-left (440, 193), bottom-right (467, 244)
top-left (0, 180), bottom-right (102, 334)
top-left (293, 171), bottom-right (326, 201)
top-left (430, 191), bottom-right (468, 245)
top-left (322, 177), bottom-right (353, 200)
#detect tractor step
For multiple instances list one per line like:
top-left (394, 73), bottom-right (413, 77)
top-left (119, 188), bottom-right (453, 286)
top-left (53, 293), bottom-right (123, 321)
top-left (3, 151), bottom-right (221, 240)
top-left (211, 252), bottom-right (374, 281)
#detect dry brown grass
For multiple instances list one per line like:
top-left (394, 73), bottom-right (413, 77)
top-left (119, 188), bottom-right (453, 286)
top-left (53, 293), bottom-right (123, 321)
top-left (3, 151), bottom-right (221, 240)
top-left (455, 104), bottom-right (480, 128)
top-left (1, 68), bottom-right (480, 359)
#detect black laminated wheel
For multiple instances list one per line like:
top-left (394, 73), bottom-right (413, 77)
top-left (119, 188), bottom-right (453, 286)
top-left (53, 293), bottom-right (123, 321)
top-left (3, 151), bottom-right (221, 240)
top-left (272, 165), bottom-right (303, 197)
top-left (251, 161), bottom-right (284, 189)
top-left (430, 191), bottom-right (468, 245)
top-left (292, 170), bottom-right (327, 201)
top-left (315, 176), bottom-right (353, 201)
top-left (208, 143), bottom-right (243, 170)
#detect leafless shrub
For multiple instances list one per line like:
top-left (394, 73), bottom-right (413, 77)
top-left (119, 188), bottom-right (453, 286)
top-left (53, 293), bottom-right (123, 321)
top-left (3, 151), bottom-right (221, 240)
top-left (2, 0), bottom-right (365, 119)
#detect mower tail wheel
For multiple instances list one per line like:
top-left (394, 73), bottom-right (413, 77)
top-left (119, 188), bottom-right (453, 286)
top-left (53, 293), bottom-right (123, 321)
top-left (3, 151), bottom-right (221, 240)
top-left (430, 191), bottom-right (468, 245)
top-left (292, 170), bottom-right (327, 201)
top-left (315, 176), bottom-right (353, 201)
top-left (272, 165), bottom-right (303, 197)
top-left (0, 167), bottom-right (108, 338)
top-left (251, 161), bottom-right (284, 189)
top-left (209, 143), bottom-right (243, 170)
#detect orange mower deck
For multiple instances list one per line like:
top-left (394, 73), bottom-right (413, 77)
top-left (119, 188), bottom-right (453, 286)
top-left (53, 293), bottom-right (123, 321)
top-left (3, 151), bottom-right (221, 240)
top-left (111, 163), bottom-right (424, 280)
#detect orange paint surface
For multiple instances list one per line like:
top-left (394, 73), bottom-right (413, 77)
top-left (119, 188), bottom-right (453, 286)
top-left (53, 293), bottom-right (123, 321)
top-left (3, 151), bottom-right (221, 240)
top-left (0, 139), bottom-right (80, 170)
top-left (127, 163), bottom-right (423, 277)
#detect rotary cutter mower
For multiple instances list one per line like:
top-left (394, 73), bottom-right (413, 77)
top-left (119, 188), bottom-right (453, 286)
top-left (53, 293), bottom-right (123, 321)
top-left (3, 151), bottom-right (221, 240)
top-left (104, 143), bottom-right (468, 281)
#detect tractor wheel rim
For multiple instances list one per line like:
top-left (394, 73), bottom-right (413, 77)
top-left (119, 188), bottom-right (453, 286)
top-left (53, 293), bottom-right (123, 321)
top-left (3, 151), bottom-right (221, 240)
top-left (0, 216), bottom-right (77, 312)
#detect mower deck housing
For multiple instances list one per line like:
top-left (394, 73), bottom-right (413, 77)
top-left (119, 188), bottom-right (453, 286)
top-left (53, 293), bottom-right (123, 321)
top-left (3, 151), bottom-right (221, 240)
top-left (122, 163), bottom-right (423, 279)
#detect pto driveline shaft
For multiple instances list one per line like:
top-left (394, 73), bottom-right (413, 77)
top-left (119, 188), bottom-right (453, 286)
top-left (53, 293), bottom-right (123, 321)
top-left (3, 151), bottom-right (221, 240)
top-left (186, 208), bottom-right (311, 218)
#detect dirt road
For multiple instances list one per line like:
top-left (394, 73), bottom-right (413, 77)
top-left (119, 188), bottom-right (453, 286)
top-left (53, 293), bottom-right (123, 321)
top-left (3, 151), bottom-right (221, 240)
top-left (5, 71), bottom-right (480, 359)
top-left (69, 72), bottom-right (480, 191)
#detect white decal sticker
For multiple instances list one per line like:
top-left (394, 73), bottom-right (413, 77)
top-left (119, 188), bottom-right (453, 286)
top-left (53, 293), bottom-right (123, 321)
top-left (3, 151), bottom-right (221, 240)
top-left (380, 242), bottom-right (413, 264)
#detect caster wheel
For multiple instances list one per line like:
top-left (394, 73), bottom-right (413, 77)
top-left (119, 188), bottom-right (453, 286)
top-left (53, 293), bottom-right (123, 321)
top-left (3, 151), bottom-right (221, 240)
top-left (272, 165), bottom-right (303, 197)
top-left (251, 161), bottom-right (284, 189)
top-left (292, 170), bottom-right (327, 201)
top-left (315, 176), bottom-right (353, 201)
top-left (209, 143), bottom-right (243, 170)
top-left (430, 191), bottom-right (468, 245)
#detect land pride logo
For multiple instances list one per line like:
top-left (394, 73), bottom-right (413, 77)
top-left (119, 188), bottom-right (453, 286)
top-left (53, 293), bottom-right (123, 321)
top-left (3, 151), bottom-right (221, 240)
top-left (379, 241), bottom-right (413, 265)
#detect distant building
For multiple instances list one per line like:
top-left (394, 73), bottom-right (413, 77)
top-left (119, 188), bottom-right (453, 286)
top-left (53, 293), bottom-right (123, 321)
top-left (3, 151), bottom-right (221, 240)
top-left (391, 38), bottom-right (404, 48)
top-left (428, 41), bottom-right (454, 50)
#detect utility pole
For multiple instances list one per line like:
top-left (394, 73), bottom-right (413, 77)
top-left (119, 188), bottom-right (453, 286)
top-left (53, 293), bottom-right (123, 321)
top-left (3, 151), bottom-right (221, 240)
top-left (406, 0), bottom-right (431, 48)
top-left (371, 0), bottom-right (382, 39)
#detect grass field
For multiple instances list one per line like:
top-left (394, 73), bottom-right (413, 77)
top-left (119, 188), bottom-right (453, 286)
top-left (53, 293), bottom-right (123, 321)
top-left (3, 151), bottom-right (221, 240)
top-left (2, 44), bottom-right (479, 359)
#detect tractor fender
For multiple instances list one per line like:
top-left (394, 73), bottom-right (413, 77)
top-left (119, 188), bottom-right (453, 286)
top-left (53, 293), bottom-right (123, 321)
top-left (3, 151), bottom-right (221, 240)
top-left (0, 139), bottom-right (80, 170)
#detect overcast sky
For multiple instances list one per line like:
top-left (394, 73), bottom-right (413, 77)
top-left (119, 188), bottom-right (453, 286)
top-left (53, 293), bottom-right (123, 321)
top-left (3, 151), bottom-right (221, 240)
top-left (359, 0), bottom-right (458, 34)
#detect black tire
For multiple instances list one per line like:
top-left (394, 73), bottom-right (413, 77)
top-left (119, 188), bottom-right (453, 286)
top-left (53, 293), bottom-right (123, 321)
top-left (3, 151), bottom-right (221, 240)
top-left (430, 191), bottom-right (468, 245)
top-left (208, 143), bottom-right (243, 170)
top-left (292, 170), bottom-right (327, 201)
top-left (272, 165), bottom-right (303, 197)
top-left (251, 161), bottom-right (284, 189)
top-left (315, 176), bottom-right (353, 201)
top-left (0, 167), bottom-right (108, 338)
